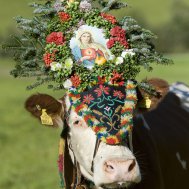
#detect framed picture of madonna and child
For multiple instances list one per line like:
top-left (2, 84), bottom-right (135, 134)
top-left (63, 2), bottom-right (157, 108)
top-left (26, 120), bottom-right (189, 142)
top-left (70, 25), bottom-right (111, 69)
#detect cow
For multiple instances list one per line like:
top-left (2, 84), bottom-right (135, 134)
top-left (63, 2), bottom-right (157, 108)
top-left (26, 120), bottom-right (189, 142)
top-left (25, 78), bottom-right (189, 189)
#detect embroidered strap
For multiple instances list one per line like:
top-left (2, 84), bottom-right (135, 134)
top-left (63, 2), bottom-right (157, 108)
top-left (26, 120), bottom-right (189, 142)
top-left (58, 138), bottom-right (66, 188)
top-left (91, 138), bottom-right (101, 173)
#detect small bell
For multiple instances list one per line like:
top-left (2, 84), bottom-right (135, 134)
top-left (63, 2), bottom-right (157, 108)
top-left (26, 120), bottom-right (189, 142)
top-left (40, 109), bottom-right (53, 126)
top-left (76, 185), bottom-right (87, 189)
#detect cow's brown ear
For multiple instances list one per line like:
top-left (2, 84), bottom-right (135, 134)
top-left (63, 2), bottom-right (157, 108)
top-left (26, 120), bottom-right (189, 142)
top-left (25, 93), bottom-right (64, 127)
top-left (137, 78), bottom-right (169, 113)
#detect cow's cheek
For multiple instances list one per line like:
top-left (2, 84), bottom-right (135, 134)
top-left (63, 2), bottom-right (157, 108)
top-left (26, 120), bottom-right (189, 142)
top-left (69, 125), bottom-right (97, 174)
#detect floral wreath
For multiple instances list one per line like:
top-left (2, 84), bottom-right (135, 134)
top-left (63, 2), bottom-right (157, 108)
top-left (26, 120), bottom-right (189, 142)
top-left (6, 0), bottom-right (172, 95)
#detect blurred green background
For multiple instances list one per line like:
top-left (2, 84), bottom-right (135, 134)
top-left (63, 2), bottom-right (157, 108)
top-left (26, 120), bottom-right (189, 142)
top-left (0, 0), bottom-right (188, 189)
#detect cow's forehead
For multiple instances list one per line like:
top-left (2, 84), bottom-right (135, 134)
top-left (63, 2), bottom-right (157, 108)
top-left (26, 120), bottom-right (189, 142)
top-left (66, 80), bottom-right (137, 145)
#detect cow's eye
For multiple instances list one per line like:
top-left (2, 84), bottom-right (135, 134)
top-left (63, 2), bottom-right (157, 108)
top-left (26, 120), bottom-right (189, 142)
top-left (74, 120), bottom-right (80, 125)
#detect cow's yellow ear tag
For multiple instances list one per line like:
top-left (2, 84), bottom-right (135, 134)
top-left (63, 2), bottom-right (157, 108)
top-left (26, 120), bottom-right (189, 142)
top-left (40, 109), bottom-right (53, 126)
top-left (143, 96), bottom-right (152, 109)
top-left (139, 96), bottom-right (152, 109)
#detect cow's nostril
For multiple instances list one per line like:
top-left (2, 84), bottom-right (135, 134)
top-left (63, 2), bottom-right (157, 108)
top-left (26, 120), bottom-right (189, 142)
top-left (104, 162), bottom-right (115, 173)
top-left (128, 159), bottom-right (136, 172)
top-left (107, 164), bottom-right (114, 170)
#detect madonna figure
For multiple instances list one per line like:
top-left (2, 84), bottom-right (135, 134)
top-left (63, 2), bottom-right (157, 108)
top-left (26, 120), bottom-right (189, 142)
top-left (72, 30), bottom-right (109, 69)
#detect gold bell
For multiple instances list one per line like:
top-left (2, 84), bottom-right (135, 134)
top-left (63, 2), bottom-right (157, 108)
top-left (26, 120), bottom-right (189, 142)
top-left (76, 185), bottom-right (87, 189)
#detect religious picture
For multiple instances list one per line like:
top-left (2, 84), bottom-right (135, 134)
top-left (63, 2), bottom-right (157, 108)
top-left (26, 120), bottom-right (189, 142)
top-left (70, 25), bottom-right (111, 69)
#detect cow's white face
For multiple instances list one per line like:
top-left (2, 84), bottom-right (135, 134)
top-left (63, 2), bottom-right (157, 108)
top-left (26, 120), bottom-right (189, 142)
top-left (65, 96), bottom-right (141, 188)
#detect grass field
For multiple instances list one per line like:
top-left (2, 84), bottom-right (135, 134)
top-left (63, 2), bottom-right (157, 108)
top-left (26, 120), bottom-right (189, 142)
top-left (0, 54), bottom-right (188, 188)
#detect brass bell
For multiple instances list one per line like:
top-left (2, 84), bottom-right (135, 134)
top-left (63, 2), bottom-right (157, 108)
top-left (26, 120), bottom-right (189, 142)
top-left (76, 184), bottom-right (87, 189)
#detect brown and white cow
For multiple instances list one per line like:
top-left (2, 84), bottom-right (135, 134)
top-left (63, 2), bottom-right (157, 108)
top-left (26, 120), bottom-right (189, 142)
top-left (25, 78), bottom-right (169, 189)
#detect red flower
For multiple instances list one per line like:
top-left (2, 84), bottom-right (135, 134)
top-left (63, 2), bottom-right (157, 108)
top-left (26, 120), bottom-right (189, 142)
top-left (43, 53), bottom-right (55, 67)
top-left (71, 74), bottom-right (81, 88)
top-left (46, 32), bottom-right (65, 45)
top-left (94, 85), bottom-right (110, 97)
top-left (58, 12), bottom-right (70, 22)
top-left (110, 26), bottom-right (126, 37)
top-left (100, 13), bottom-right (117, 24)
top-left (110, 71), bottom-right (125, 86)
top-left (107, 38), bottom-right (115, 49)
top-left (83, 94), bottom-right (94, 104)
top-left (113, 90), bottom-right (125, 99)
top-left (98, 76), bottom-right (106, 84)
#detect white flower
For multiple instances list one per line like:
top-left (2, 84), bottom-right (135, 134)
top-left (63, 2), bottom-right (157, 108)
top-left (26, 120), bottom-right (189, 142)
top-left (65, 58), bottom-right (73, 70)
top-left (115, 57), bottom-right (124, 65)
top-left (121, 49), bottom-right (136, 58)
top-left (63, 79), bottom-right (72, 89)
top-left (50, 62), bottom-right (63, 71)
top-left (109, 54), bottom-right (116, 61)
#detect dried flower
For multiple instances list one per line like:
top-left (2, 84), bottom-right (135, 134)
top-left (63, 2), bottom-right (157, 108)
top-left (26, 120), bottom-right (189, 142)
top-left (79, 0), bottom-right (92, 12)
top-left (54, 1), bottom-right (64, 12)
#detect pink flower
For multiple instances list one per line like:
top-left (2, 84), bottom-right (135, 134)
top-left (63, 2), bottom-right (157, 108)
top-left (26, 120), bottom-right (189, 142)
top-left (46, 32), bottom-right (65, 45)
top-left (113, 90), bottom-right (125, 99)
top-left (110, 26), bottom-right (126, 37)
top-left (83, 94), bottom-right (94, 104)
top-left (107, 38), bottom-right (115, 49)
top-left (94, 85), bottom-right (110, 97)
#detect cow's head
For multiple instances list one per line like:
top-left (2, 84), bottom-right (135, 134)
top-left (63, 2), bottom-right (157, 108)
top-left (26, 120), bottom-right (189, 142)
top-left (25, 78), bottom-right (168, 189)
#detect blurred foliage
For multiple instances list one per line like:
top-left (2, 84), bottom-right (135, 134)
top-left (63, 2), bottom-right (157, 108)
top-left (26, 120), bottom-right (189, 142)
top-left (155, 1), bottom-right (189, 53)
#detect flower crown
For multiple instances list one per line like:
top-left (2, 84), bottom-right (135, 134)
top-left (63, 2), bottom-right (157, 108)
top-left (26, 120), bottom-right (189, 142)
top-left (6, 0), bottom-right (172, 95)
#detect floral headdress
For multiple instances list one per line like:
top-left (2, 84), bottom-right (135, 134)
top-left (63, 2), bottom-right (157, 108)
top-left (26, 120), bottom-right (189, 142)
top-left (4, 0), bottom-right (172, 94)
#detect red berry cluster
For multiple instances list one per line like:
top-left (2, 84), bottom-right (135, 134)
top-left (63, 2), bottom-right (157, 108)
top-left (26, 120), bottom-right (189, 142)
top-left (71, 74), bottom-right (81, 87)
top-left (43, 53), bottom-right (55, 67)
top-left (100, 13), bottom-right (117, 24)
top-left (58, 12), bottom-right (71, 22)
